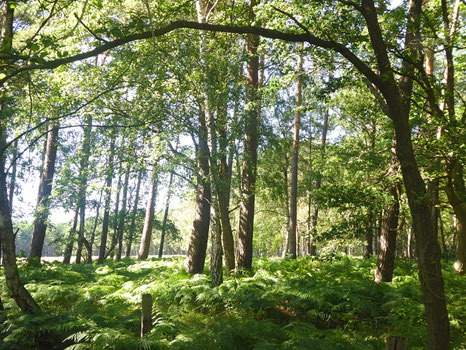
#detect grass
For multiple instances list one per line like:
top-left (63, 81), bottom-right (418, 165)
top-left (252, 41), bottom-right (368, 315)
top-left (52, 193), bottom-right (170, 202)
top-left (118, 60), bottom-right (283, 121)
top-left (0, 256), bottom-right (464, 349)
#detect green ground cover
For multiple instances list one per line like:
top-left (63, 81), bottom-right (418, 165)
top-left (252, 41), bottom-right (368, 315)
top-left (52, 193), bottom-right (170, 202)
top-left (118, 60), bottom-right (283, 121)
top-left (0, 256), bottom-right (464, 349)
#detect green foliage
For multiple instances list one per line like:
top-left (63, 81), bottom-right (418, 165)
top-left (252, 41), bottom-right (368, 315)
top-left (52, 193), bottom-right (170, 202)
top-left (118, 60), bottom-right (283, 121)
top-left (0, 257), bottom-right (464, 349)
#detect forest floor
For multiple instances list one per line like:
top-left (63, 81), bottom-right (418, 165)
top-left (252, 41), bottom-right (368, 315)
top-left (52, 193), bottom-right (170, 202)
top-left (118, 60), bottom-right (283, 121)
top-left (0, 256), bottom-right (464, 349)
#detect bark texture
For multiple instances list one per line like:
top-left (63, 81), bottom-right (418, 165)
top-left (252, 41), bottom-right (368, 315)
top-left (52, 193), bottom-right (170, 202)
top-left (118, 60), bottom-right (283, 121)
top-left (374, 182), bottom-right (400, 282)
top-left (287, 46), bottom-right (303, 259)
top-left (0, 1), bottom-right (39, 312)
top-left (360, 0), bottom-right (450, 346)
top-left (237, 0), bottom-right (259, 271)
top-left (211, 208), bottom-right (223, 286)
top-left (63, 202), bottom-right (79, 263)
top-left (75, 116), bottom-right (92, 264)
top-left (185, 108), bottom-right (211, 274)
top-left (114, 166), bottom-right (130, 261)
top-left (138, 166), bottom-right (158, 261)
top-left (158, 168), bottom-right (174, 258)
top-left (97, 135), bottom-right (115, 264)
top-left (8, 139), bottom-right (17, 209)
top-left (29, 121), bottom-right (59, 262)
top-left (126, 168), bottom-right (143, 258)
top-left (216, 105), bottom-right (235, 273)
top-left (311, 109), bottom-right (329, 252)
top-left (444, 158), bottom-right (465, 274)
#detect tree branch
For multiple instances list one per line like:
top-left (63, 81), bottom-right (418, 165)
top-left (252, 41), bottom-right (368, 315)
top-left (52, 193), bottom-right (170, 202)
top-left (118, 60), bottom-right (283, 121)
top-left (1, 21), bottom-right (383, 91)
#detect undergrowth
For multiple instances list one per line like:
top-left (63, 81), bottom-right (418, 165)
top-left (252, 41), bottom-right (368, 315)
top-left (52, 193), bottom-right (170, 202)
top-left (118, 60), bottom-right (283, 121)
top-left (0, 256), bottom-right (464, 349)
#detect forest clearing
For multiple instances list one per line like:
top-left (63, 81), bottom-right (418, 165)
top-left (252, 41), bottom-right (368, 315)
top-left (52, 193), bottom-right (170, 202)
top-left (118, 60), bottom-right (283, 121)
top-left (0, 0), bottom-right (465, 349)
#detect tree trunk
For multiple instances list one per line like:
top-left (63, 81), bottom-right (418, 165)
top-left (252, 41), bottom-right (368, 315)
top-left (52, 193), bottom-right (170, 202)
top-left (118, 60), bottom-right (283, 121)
top-left (186, 4), bottom-right (213, 276)
top-left (211, 206), bottom-right (223, 286)
top-left (282, 150), bottom-right (290, 258)
top-left (29, 121), bottom-right (59, 262)
top-left (444, 158), bottom-right (465, 274)
top-left (0, 171), bottom-right (40, 312)
top-left (407, 226), bottom-right (412, 262)
top-left (107, 171), bottom-right (122, 258)
top-left (138, 166), bottom-right (158, 261)
top-left (438, 211), bottom-right (448, 261)
top-left (236, 0), bottom-right (259, 272)
top-left (87, 187), bottom-right (103, 263)
top-left (365, 118), bottom-right (377, 259)
top-left (287, 45), bottom-right (303, 259)
top-left (114, 165), bottom-right (130, 261)
top-left (63, 201), bottom-right (79, 263)
top-left (216, 104), bottom-right (235, 273)
top-left (97, 135), bottom-right (115, 264)
top-left (307, 127), bottom-right (316, 256)
top-left (8, 139), bottom-right (17, 209)
top-left (311, 109), bottom-right (329, 250)
top-left (374, 182), bottom-right (400, 282)
top-left (75, 116), bottom-right (92, 264)
top-left (360, 1), bottom-right (450, 345)
top-left (185, 108), bottom-right (211, 273)
top-left (158, 167), bottom-right (175, 258)
top-left (207, 106), bottom-right (223, 285)
top-left (364, 228), bottom-right (373, 259)
top-left (0, 2), bottom-right (39, 310)
top-left (126, 167), bottom-right (143, 258)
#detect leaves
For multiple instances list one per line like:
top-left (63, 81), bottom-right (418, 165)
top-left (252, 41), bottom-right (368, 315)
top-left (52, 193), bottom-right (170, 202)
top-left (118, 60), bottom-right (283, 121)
top-left (0, 257), bottom-right (464, 348)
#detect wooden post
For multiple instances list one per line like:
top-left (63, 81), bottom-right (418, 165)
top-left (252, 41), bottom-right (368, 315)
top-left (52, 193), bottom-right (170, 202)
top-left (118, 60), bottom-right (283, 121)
top-left (141, 294), bottom-right (153, 337)
top-left (385, 336), bottom-right (407, 350)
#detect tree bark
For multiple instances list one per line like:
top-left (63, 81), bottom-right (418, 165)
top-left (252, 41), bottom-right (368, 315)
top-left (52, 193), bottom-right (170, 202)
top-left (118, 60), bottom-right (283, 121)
top-left (138, 166), bottom-right (158, 261)
top-left (107, 171), bottom-right (122, 258)
top-left (8, 139), bottom-right (17, 209)
top-left (0, 1), bottom-right (39, 312)
top-left (365, 118), bottom-right (377, 259)
top-left (185, 108), bottom-right (211, 273)
top-left (114, 165), bottom-right (130, 261)
top-left (87, 186), bottom-right (103, 263)
top-left (126, 167), bottom-right (143, 258)
top-left (29, 121), bottom-right (59, 262)
top-left (97, 134), bottom-right (115, 264)
top-left (281, 150), bottom-right (290, 258)
top-left (0, 170), bottom-right (40, 312)
top-left (311, 109), bottom-right (329, 251)
top-left (211, 205), bottom-right (223, 286)
top-left (236, 0), bottom-right (259, 272)
top-left (216, 104), bottom-right (235, 273)
top-left (374, 146), bottom-right (400, 282)
top-left (444, 158), bottom-right (465, 274)
top-left (158, 167), bottom-right (175, 258)
top-left (287, 45), bottom-right (303, 259)
top-left (360, 0), bottom-right (450, 346)
top-left (63, 201), bottom-right (79, 263)
top-left (75, 116), bottom-right (92, 264)
top-left (307, 126), bottom-right (316, 256)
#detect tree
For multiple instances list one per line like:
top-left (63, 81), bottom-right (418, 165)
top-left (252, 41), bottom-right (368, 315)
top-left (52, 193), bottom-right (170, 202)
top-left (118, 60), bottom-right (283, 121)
top-left (236, 0), bottom-right (260, 272)
top-left (126, 167), bottom-right (143, 258)
top-left (75, 116), bottom-right (92, 264)
top-left (98, 133), bottom-right (116, 264)
top-left (374, 140), bottom-right (401, 282)
top-left (0, 2), bottom-right (457, 344)
top-left (158, 166), bottom-right (175, 258)
top-left (28, 120), bottom-right (59, 262)
top-left (184, 106), bottom-right (211, 273)
top-left (114, 164), bottom-right (130, 261)
top-left (287, 45), bottom-right (304, 259)
top-left (0, 0), bottom-right (39, 312)
top-left (138, 165), bottom-right (158, 261)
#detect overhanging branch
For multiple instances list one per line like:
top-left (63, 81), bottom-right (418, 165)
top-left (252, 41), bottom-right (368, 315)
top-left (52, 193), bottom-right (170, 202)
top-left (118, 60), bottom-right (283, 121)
top-left (1, 21), bottom-right (383, 91)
